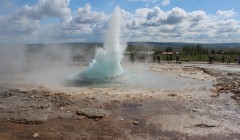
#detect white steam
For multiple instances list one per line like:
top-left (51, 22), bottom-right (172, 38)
top-left (0, 45), bottom-right (74, 86)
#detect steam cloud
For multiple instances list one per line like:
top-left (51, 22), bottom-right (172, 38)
top-left (0, 45), bottom-right (74, 86)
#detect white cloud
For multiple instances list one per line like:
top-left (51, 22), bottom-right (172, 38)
top-left (0, 1), bottom-right (240, 43)
top-left (216, 19), bottom-right (240, 33)
top-left (161, 0), bottom-right (170, 6)
top-left (18, 0), bottom-right (72, 21)
top-left (188, 10), bottom-right (208, 22)
top-left (122, 6), bottom-right (240, 43)
top-left (162, 7), bottom-right (187, 24)
top-left (0, 0), bottom-right (73, 43)
top-left (66, 4), bottom-right (109, 42)
top-left (71, 4), bottom-right (108, 24)
top-left (128, 0), bottom-right (171, 7)
top-left (216, 9), bottom-right (235, 18)
top-left (128, 0), bottom-right (160, 2)
top-left (139, 7), bottom-right (187, 26)
top-left (0, 14), bottom-right (40, 43)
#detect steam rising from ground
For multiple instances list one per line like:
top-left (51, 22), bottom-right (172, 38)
top-left (78, 6), bottom-right (126, 80)
top-left (0, 44), bottom-right (212, 90)
top-left (0, 45), bottom-right (74, 86)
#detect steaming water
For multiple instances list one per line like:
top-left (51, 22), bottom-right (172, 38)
top-left (68, 63), bottom-right (213, 90)
top-left (73, 6), bottom-right (125, 80)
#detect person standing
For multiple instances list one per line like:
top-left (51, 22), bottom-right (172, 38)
top-left (227, 57), bottom-right (230, 64)
top-left (176, 55), bottom-right (180, 64)
top-left (153, 53), bottom-right (156, 64)
top-left (130, 52), bottom-right (135, 63)
top-left (157, 54), bottom-right (161, 64)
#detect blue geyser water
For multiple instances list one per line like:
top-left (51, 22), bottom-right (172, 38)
top-left (73, 6), bottom-right (125, 80)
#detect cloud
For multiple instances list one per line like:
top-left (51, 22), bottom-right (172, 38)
top-left (0, 15), bottom-right (40, 43)
top-left (66, 4), bottom-right (109, 42)
top-left (216, 9), bottom-right (235, 18)
top-left (128, 0), bottom-right (160, 2)
top-left (216, 19), bottom-right (240, 33)
top-left (0, 1), bottom-right (240, 43)
top-left (71, 4), bottom-right (107, 24)
top-left (0, 2), bottom-right (108, 43)
top-left (161, 0), bottom-right (170, 6)
top-left (188, 10), bottom-right (208, 22)
top-left (162, 7), bottom-right (187, 24)
top-left (141, 7), bottom-right (187, 26)
top-left (17, 0), bottom-right (72, 21)
top-left (128, 0), bottom-right (170, 7)
top-left (122, 6), bottom-right (240, 43)
top-left (0, 0), bottom-right (73, 43)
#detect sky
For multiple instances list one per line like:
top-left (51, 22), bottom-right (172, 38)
top-left (0, 0), bottom-right (240, 44)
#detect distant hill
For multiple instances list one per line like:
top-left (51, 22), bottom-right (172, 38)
top-left (127, 42), bottom-right (240, 48)
top-left (203, 43), bottom-right (240, 48)
top-left (1, 42), bottom-right (240, 49)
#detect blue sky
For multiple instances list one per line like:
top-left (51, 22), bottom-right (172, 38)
top-left (0, 0), bottom-right (240, 43)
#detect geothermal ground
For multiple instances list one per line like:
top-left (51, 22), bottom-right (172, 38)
top-left (0, 62), bottom-right (240, 140)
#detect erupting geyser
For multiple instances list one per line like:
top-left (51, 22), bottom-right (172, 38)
top-left (74, 6), bottom-right (125, 80)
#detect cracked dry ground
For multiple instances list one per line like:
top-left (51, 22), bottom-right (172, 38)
top-left (0, 64), bottom-right (240, 140)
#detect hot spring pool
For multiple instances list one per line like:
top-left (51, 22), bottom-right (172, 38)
top-left (67, 63), bottom-right (213, 90)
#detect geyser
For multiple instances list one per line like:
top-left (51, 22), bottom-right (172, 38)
top-left (74, 6), bottom-right (125, 80)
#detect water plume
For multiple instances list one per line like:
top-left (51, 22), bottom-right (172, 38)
top-left (75, 6), bottom-right (125, 80)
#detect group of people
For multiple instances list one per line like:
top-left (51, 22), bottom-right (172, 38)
top-left (221, 56), bottom-right (231, 64)
top-left (237, 57), bottom-right (240, 65)
top-left (129, 52), bottom-right (180, 64)
top-left (211, 55), bottom-right (240, 65)
top-left (152, 53), bottom-right (161, 64)
top-left (130, 52), bottom-right (240, 65)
